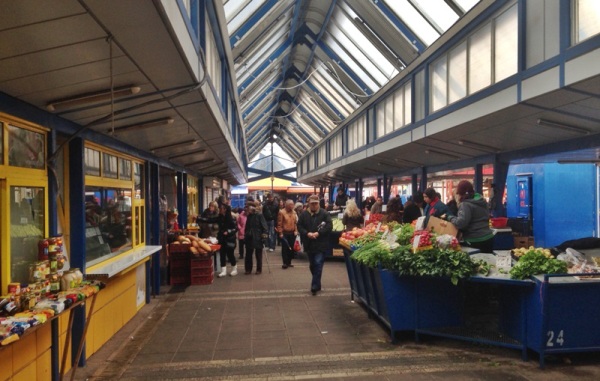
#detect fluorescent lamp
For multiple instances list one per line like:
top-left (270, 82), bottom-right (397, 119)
top-left (458, 139), bottom-right (499, 153)
top-left (425, 149), bottom-right (461, 160)
top-left (46, 85), bottom-right (141, 112)
top-left (536, 119), bottom-right (590, 135)
top-left (109, 117), bottom-right (174, 134)
top-left (168, 149), bottom-right (207, 160)
top-left (151, 140), bottom-right (199, 153)
top-left (185, 158), bottom-right (214, 166)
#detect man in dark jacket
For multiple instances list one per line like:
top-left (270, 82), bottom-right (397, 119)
top-left (244, 201), bottom-right (268, 274)
top-left (297, 195), bottom-right (333, 295)
top-left (334, 188), bottom-right (348, 209)
top-left (262, 193), bottom-right (279, 252)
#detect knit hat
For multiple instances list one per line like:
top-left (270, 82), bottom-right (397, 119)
top-left (456, 180), bottom-right (474, 198)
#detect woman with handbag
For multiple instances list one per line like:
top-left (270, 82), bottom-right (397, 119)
top-left (216, 204), bottom-right (238, 277)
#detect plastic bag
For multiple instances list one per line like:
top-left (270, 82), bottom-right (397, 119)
top-left (293, 235), bottom-right (302, 252)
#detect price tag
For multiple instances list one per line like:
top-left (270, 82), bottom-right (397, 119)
top-left (364, 214), bottom-right (370, 222)
top-left (412, 234), bottom-right (421, 252)
top-left (337, 213), bottom-right (343, 219)
top-left (20, 217), bottom-right (28, 224)
top-left (496, 252), bottom-right (512, 270)
top-left (376, 222), bottom-right (382, 231)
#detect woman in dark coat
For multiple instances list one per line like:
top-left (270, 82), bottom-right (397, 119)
top-left (216, 204), bottom-right (238, 277)
top-left (244, 201), bottom-right (268, 274)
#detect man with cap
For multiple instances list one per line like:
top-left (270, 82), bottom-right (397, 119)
top-left (297, 195), bottom-right (333, 295)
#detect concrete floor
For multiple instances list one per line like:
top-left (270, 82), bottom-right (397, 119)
top-left (69, 247), bottom-right (600, 380)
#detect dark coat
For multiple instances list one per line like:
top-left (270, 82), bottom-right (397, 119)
top-left (423, 199), bottom-right (450, 228)
top-left (297, 208), bottom-right (333, 253)
top-left (217, 211), bottom-right (237, 245)
top-left (245, 212), bottom-right (268, 249)
top-left (262, 201), bottom-right (279, 222)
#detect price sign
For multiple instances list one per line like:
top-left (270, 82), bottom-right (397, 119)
top-left (412, 234), bottom-right (421, 252)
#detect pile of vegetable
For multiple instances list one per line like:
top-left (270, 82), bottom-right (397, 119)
top-left (509, 247), bottom-right (568, 280)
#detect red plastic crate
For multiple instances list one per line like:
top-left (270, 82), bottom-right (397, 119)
top-left (191, 267), bottom-right (213, 276)
top-left (169, 243), bottom-right (191, 254)
top-left (190, 257), bottom-right (213, 269)
top-left (191, 273), bottom-right (214, 285)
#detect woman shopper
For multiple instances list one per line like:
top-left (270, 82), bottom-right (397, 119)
top-left (447, 180), bottom-right (494, 253)
top-left (244, 201), bottom-right (268, 274)
top-left (236, 207), bottom-right (247, 259)
top-left (342, 199), bottom-right (364, 231)
top-left (423, 188), bottom-right (450, 228)
top-left (216, 204), bottom-right (238, 277)
top-left (277, 199), bottom-right (298, 269)
top-left (197, 201), bottom-right (220, 238)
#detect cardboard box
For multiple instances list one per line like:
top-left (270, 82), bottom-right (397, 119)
top-left (513, 236), bottom-right (534, 249)
top-left (426, 216), bottom-right (459, 237)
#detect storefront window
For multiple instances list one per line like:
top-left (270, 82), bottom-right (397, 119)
top-left (103, 153), bottom-right (118, 179)
top-left (85, 186), bottom-right (132, 265)
top-left (120, 158), bottom-right (132, 180)
top-left (10, 186), bottom-right (45, 283)
top-left (134, 162), bottom-right (144, 199)
top-left (85, 147), bottom-right (101, 176)
top-left (8, 125), bottom-right (45, 169)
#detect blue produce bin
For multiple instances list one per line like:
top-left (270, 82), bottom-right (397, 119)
top-left (527, 274), bottom-right (600, 367)
top-left (378, 269), bottom-right (417, 342)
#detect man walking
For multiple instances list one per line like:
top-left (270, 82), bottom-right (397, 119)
top-left (262, 193), bottom-right (279, 252)
top-left (298, 195), bottom-right (333, 295)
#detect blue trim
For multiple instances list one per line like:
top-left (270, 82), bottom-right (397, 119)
top-left (49, 128), bottom-right (59, 381)
top-left (317, 40), bottom-right (373, 96)
top-left (176, 0), bottom-right (201, 49)
top-left (297, 103), bottom-right (328, 135)
top-left (371, 0), bottom-right (426, 53)
top-left (242, 80), bottom-right (281, 119)
top-left (205, 0), bottom-right (226, 59)
top-left (238, 41), bottom-right (291, 91)
top-left (229, 0), bottom-right (281, 47)
top-left (560, 0), bottom-right (571, 55)
top-left (199, 0), bottom-right (206, 51)
top-left (303, 80), bottom-right (344, 119)
top-left (180, 172), bottom-right (188, 228)
top-left (190, 0), bottom-right (200, 39)
top-left (69, 138), bottom-right (87, 367)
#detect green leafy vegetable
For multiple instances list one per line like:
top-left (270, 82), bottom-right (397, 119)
top-left (509, 249), bottom-right (568, 280)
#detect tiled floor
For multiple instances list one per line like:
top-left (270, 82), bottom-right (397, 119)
top-left (70, 248), bottom-right (600, 380)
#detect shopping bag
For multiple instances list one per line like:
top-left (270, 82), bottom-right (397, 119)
top-left (293, 235), bottom-right (302, 252)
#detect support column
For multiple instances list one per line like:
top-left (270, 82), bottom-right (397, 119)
top-left (149, 162), bottom-right (161, 295)
top-left (176, 172), bottom-right (185, 229)
top-left (411, 174), bottom-right (418, 197)
top-left (69, 137), bottom-right (87, 367)
top-left (377, 178), bottom-right (382, 199)
top-left (493, 161), bottom-right (509, 217)
top-left (474, 164), bottom-right (484, 194)
top-left (420, 167), bottom-right (428, 193)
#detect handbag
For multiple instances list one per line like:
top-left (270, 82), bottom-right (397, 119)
top-left (293, 235), bottom-right (302, 252)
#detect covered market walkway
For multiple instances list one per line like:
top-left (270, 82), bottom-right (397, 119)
top-left (68, 248), bottom-right (600, 381)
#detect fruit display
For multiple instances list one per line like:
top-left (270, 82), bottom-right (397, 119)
top-left (512, 246), bottom-right (552, 259)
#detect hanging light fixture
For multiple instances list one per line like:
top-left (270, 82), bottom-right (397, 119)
top-left (109, 117), bottom-right (174, 134)
top-left (46, 85), bottom-right (141, 112)
top-left (536, 119), bottom-right (590, 135)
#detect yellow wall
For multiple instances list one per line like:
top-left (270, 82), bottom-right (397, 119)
top-left (0, 263), bottom-right (145, 381)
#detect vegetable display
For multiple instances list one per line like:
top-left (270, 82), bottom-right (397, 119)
top-left (509, 247), bottom-right (568, 280)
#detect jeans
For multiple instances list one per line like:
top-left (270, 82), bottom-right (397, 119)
top-left (308, 251), bottom-right (325, 291)
top-left (281, 233), bottom-right (295, 266)
top-left (220, 245), bottom-right (236, 267)
top-left (238, 238), bottom-right (245, 258)
top-left (245, 241), bottom-right (263, 273)
top-left (267, 220), bottom-right (276, 249)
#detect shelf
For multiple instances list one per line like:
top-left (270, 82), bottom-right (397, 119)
top-left (87, 245), bottom-right (161, 278)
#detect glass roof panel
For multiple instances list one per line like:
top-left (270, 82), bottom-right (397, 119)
top-left (321, 35), bottom-right (379, 91)
top-left (225, 0), bottom-right (266, 35)
top-left (454, 0), bottom-right (480, 13)
top-left (412, 0), bottom-right (460, 32)
top-left (382, 0), bottom-right (440, 45)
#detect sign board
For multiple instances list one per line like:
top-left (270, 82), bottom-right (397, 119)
top-left (426, 216), bottom-right (459, 237)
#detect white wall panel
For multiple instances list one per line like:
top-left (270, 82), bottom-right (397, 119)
top-left (565, 48), bottom-right (600, 85)
top-left (521, 66), bottom-right (560, 101)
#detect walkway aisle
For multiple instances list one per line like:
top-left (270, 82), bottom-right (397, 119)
top-left (71, 248), bottom-right (597, 380)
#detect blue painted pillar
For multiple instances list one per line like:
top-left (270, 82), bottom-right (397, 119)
top-left (148, 162), bottom-right (161, 297)
top-left (474, 164), bottom-right (484, 194)
top-left (68, 137), bottom-right (87, 367)
top-left (493, 161), bottom-right (509, 217)
top-left (411, 174), bottom-right (418, 197)
top-left (377, 178), bottom-right (382, 199)
top-left (176, 172), bottom-right (184, 228)
top-left (420, 168), bottom-right (428, 193)
top-left (48, 131), bottom-right (59, 381)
